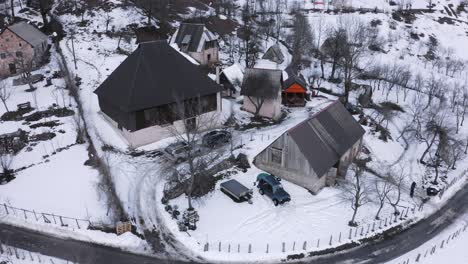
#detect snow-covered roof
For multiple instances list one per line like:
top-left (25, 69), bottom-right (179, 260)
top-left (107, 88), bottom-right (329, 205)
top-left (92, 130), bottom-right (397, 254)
top-left (221, 63), bottom-right (244, 84)
top-left (6, 22), bottom-right (48, 47)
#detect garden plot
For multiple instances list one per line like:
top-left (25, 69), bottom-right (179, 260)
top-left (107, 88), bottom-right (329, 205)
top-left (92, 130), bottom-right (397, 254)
top-left (0, 46), bottom-right (108, 223)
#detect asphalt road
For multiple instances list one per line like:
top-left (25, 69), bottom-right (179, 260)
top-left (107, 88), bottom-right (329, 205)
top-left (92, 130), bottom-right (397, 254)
top-left (1, 184), bottom-right (467, 264)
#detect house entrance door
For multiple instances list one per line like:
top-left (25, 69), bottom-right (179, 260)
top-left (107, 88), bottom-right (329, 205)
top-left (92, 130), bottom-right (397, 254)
top-left (185, 117), bottom-right (196, 131)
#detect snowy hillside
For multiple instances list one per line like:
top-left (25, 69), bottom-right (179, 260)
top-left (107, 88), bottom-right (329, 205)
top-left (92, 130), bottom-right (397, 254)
top-left (1, 0), bottom-right (468, 263)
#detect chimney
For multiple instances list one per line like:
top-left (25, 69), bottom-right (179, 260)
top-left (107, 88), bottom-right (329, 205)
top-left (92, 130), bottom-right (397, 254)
top-left (216, 66), bottom-right (221, 84)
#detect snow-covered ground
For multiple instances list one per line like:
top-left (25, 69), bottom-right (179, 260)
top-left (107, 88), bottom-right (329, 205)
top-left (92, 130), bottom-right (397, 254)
top-left (387, 210), bottom-right (468, 264)
top-left (0, 47), bottom-right (108, 223)
top-left (1, 0), bottom-right (468, 262)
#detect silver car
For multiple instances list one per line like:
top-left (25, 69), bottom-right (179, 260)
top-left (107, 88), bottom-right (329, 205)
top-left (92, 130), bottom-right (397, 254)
top-left (164, 142), bottom-right (201, 163)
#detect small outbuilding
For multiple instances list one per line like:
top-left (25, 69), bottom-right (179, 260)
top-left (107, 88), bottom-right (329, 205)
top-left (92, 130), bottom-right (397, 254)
top-left (241, 68), bottom-right (283, 120)
top-left (219, 63), bottom-right (243, 98)
top-left (94, 41), bottom-right (222, 147)
top-left (282, 69), bottom-right (308, 107)
top-left (254, 101), bottom-right (365, 194)
top-left (262, 44), bottom-right (285, 64)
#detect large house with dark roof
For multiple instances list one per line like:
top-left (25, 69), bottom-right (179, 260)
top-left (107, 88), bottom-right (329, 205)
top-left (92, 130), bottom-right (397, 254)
top-left (94, 41), bottom-right (222, 147)
top-left (254, 101), bottom-right (365, 194)
top-left (241, 68), bottom-right (283, 120)
top-left (0, 22), bottom-right (48, 77)
top-left (170, 23), bottom-right (219, 65)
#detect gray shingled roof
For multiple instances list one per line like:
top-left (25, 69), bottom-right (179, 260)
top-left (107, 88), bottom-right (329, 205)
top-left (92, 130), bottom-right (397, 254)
top-left (172, 23), bottom-right (217, 53)
top-left (7, 22), bottom-right (48, 47)
top-left (240, 68), bottom-right (283, 99)
top-left (94, 41), bottom-right (222, 112)
top-left (288, 101), bottom-right (365, 178)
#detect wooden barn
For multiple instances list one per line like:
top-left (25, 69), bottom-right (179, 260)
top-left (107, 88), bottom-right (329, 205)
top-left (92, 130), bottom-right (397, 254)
top-left (94, 41), bottom-right (222, 147)
top-left (282, 69), bottom-right (308, 107)
top-left (254, 101), bottom-right (365, 194)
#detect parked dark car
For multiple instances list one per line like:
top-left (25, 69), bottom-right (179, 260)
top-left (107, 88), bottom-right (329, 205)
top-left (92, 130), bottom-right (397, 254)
top-left (202, 130), bottom-right (231, 148)
top-left (426, 187), bottom-right (440, 196)
top-left (256, 173), bottom-right (291, 206)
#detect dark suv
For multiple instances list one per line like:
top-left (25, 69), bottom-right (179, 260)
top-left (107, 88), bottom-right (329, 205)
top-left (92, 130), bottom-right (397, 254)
top-left (256, 173), bottom-right (291, 206)
top-left (202, 130), bottom-right (231, 148)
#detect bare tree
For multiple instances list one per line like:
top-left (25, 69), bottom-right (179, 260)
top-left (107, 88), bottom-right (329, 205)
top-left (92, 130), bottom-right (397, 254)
top-left (0, 154), bottom-right (15, 183)
top-left (290, 8), bottom-right (314, 70)
top-left (373, 173), bottom-right (393, 220)
top-left (0, 79), bottom-right (12, 113)
top-left (240, 3), bottom-right (261, 68)
top-left (386, 167), bottom-right (405, 215)
top-left (339, 16), bottom-right (374, 104)
top-left (167, 96), bottom-right (221, 210)
top-left (339, 166), bottom-right (370, 226)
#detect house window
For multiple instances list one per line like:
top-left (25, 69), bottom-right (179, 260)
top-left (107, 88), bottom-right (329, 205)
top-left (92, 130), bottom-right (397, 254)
top-left (19, 43), bottom-right (22, 47)
top-left (270, 147), bottom-right (282, 165)
top-left (207, 54), bottom-right (211, 62)
top-left (0, 53), bottom-right (5, 59)
top-left (16, 51), bottom-right (23, 58)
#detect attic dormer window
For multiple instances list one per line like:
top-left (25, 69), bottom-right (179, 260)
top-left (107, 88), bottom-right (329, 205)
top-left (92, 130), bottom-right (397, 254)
top-left (181, 35), bottom-right (191, 52)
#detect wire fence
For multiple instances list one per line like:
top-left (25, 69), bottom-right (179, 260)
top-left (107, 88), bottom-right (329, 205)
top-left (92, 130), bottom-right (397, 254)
top-left (0, 203), bottom-right (92, 231)
top-left (202, 137), bottom-right (468, 256)
top-left (438, 169), bottom-right (468, 199)
top-left (0, 243), bottom-right (74, 264)
top-left (201, 205), bottom-right (419, 255)
top-left (395, 223), bottom-right (468, 264)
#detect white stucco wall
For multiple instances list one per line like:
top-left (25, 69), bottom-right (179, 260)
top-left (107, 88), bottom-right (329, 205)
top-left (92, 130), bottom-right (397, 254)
top-left (242, 96), bottom-right (282, 120)
top-left (189, 47), bottom-right (219, 65)
top-left (102, 93), bottom-right (223, 148)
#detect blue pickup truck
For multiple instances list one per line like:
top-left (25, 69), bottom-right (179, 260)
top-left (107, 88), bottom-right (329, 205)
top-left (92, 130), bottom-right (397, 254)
top-left (256, 173), bottom-right (291, 206)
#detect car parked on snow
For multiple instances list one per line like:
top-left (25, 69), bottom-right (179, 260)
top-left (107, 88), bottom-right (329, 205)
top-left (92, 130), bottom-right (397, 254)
top-left (202, 130), bottom-right (231, 148)
top-left (256, 173), bottom-right (291, 206)
top-left (426, 187), bottom-right (440, 196)
top-left (164, 142), bottom-right (201, 163)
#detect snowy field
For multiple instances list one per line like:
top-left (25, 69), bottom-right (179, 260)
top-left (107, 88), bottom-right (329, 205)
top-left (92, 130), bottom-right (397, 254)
top-left (0, 46), bottom-right (108, 223)
top-left (1, 0), bottom-right (468, 262)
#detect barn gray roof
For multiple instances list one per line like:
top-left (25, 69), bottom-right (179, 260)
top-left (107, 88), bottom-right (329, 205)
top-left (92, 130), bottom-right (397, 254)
top-left (7, 22), bottom-right (48, 47)
top-left (94, 41), bottom-right (222, 112)
top-left (240, 68), bottom-right (282, 99)
top-left (171, 23), bottom-right (217, 53)
top-left (288, 101), bottom-right (365, 178)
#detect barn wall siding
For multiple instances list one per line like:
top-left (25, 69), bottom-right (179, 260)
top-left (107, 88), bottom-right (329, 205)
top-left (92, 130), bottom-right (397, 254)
top-left (254, 133), bottom-right (364, 194)
top-left (255, 134), bottom-right (327, 194)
